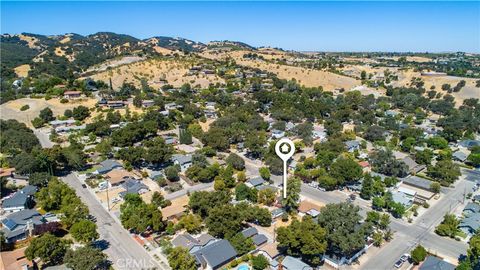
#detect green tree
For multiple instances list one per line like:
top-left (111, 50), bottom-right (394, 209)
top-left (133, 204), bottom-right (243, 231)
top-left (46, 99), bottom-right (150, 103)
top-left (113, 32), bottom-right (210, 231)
top-left (435, 214), bottom-right (460, 237)
top-left (151, 191), bottom-right (169, 208)
top-left (205, 204), bottom-right (243, 239)
top-left (64, 245), bottom-right (107, 270)
top-left (259, 167), bottom-right (271, 180)
top-left (120, 194), bottom-right (164, 233)
top-left (235, 183), bottom-right (257, 202)
top-left (179, 128), bottom-right (193, 145)
top-left (360, 174), bottom-right (374, 200)
top-left (372, 231), bottom-right (383, 247)
top-left (282, 177), bottom-right (301, 212)
top-left (165, 166), bottom-right (180, 181)
top-left (175, 214), bottom-right (202, 234)
top-left (379, 214), bottom-right (390, 230)
top-left (317, 202), bottom-right (371, 257)
top-left (251, 254), bottom-right (269, 270)
top-left (72, 105), bottom-right (90, 121)
top-left (427, 159), bottom-right (461, 185)
top-left (28, 172), bottom-right (53, 187)
top-left (330, 157), bottom-right (363, 185)
top-left (230, 232), bottom-right (255, 255)
top-left (276, 216), bottom-right (327, 265)
top-left (430, 182), bottom-right (441, 194)
top-left (257, 188), bottom-right (276, 206)
top-left (25, 233), bottom-right (67, 265)
top-left (39, 107), bottom-right (54, 123)
top-left (411, 245), bottom-right (427, 264)
top-left (70, 219), bottom-right (99, 243)
top-left (167, 247), bottom-right (197, 270)
top-left (226, 153), bottom-right (245, 170)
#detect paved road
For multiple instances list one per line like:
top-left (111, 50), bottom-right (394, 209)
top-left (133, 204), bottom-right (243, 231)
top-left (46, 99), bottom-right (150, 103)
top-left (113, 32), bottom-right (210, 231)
top-left (33, 128), bottom-right (54, 148)
top-left (63, 173), bottom-right (163, 270)
top-left (361, 176), bottom-right (472, 270)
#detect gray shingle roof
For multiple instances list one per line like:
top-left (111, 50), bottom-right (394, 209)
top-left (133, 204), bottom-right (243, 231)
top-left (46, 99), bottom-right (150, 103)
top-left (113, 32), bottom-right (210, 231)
top-left (241, 227), bottom-right (258, 238)
top-left (171, 154), bottom-right (192, 165)
top-left (119, 179), bottom-right (148, 197)
top-left (459, 140), bottom-right (480, 149)
top-left (252, 234), bottom-right (268, 246)
top-left (193, 239), bottom-right (237, 269)
top-left (247, 177), bottom-right (265, 187)
top-left (281, 256), bottom-right (312, 270)
top-left (98, 159), bottom-right (122, 174)
top-left (453, 151), bottom-right (468, 162)
top-left (419, 256), bottom-right (455, 270)
top-left (464, 203), bottom-right (480, 214)
top-left (402, 176), bottom-right (433, 191)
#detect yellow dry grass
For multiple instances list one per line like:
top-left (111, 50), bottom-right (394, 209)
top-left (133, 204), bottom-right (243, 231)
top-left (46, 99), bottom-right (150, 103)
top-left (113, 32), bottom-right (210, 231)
top-left (18, 34), bottom-right (39, 49)
top-left (88, 58), bottom-right (224, 89)
top-left (0, 97), bottom-right (97, 127)
top-left (14, 64), bottom-right (31, 77)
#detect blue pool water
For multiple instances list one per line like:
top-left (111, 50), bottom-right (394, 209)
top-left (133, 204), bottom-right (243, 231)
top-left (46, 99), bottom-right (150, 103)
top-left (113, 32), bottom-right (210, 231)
top-left (238, 265), bottom-right (249, 270)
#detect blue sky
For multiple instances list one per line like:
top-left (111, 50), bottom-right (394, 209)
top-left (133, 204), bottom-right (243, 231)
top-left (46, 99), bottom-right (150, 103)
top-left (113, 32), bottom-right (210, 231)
top-left (1, 1), bottom-right (479, 52)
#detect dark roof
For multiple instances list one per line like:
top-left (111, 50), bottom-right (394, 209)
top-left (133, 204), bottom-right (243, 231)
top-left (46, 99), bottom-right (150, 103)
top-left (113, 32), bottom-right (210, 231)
top-left (419, 256), bottom-right (455, 270)
top-left (247, 176), bottom-right (265, 187)
top-left (193, 240), bottom-right (237, 269)
top-left (98, 159), bottom-right (122, 173)
top-left (459, 140), bottom-right (480, 149)
top-left (241, 227), bottom-right (258, 238)
top-left (1, 210), bottom-right (44, 237)
top-left (402, 176), bottom-right (433, 191)
top-left (171, 154), bottom-right (192, 165)
top-left (119, 179), bottom-right (148, 197)
top-left (252, 234), bottom-right (268, 246)
top-left (464, 203), bottom-right (480, 214)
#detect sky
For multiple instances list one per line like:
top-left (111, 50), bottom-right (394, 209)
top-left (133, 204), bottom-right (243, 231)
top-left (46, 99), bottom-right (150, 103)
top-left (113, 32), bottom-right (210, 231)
top-left (1, 1), bottom-right (479, 53)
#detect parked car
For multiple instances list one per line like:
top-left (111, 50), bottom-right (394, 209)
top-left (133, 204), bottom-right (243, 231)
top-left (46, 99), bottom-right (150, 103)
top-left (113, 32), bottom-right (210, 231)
top-left (394, 259), bottom-right (404, 268)
top-left (82, 184), bottom-right (87, 188)
top-left (400, 254), bottom-right (410, 262)
top-left (350, 194), bottom-right (357, 200)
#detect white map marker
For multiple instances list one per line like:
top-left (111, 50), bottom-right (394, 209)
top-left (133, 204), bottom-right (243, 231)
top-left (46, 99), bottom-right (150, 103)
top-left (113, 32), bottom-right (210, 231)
top-left (275, 138), bottom-right (295, 198)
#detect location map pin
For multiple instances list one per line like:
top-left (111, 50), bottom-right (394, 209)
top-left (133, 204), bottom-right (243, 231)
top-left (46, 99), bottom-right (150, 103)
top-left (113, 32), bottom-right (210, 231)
top-left (275, 138), bottom-right (295, 198)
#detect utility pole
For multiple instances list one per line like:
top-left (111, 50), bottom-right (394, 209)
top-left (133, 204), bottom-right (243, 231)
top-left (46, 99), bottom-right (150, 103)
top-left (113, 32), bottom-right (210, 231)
top-left (106, 180), bottom-right (110, 211)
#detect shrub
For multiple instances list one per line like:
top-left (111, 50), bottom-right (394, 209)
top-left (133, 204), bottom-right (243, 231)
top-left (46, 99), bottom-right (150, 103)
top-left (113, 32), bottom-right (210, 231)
top-left (20, 105), bottom-right (30, 111)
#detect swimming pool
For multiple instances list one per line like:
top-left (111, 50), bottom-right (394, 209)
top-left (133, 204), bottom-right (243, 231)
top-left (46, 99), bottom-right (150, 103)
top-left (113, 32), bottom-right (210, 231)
top-left (237, 264), bottom-right (250, 270)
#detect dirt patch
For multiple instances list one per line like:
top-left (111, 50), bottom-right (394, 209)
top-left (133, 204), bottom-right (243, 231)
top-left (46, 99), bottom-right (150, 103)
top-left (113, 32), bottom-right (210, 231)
top-left (87, 58), bottom-right (224, 89)
top-left (14, 64), bottom-right (31, 77)
top-left (0, 97), bottom-right (97, 127)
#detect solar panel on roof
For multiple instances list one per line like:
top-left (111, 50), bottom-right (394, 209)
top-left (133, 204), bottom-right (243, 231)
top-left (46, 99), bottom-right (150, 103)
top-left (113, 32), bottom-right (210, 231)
top-left (2, 219), bottom-right (17, 231)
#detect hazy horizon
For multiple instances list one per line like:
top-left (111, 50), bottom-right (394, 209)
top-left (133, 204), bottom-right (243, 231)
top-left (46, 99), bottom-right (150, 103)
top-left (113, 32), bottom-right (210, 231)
top-left (2, 1), bottom-right (479, 53)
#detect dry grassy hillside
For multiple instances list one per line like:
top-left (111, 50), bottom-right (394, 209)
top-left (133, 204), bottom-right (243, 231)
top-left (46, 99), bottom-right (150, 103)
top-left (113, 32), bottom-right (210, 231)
top-left (87, 58), bottom-right (224, 89)
top-left (0, 98), bottom-right (97, 127)
top-left (201, 49), bottom-right (360, 91)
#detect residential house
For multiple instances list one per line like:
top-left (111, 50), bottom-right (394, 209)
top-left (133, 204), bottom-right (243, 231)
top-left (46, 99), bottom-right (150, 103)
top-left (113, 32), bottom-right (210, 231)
top-left (150, 170), bottom-right (164, 181)
top-left (241, 227), bottom-right (268, 247)
top-left (277, 256), bottom-right (313, 270)
top-left (392, 190), bottom-right (414, 208)
top-left (1, 186), bottom-right (37, 213)
top-left (246, 176), bottom-right (266, 188)
top-left (119, 179), bottom-right (149, 198)
top-left (165, 102), bottom-right (182, 112)
top-left (192, 239), bottom-right (237, 269)
top-left (271, 208), bottom-right (286, 219)
top-left (459, 140), bottom-right (480, 149)
top-left (0, 168), bottom-right (15, 178)
top-left (1, 210), bottom-right (45, 243)
top-left (0, 247), bottom-right (34, 270)
top-left (104, 169), bottom-right (136, 187)
top-left (459, 214), bottom-right (480, 236)
top-left (105, 100), bottom-right (126, 109)
top-left (63, 91), bottom-right (82, 99)
top-left (402, 176), bottom-right (433, 192)
top-left (95, 159), bottom-right (122, 174)
top-left (463, 203), bottom-right (480, 217)
top-left (271, 129), bottom-right (285, 139)
top-left (49, 119), bottom-right (75, 128)
top-left (345, 140), bottom-right (361, 152)
top-left (256, 242), bottom-right (280, 261)
top-left (172, 154), bottom-right (193, 172)
top-left (285, 122), bottom-right (295, 131)
top-left (401, 156), bottom-right (426, 174)
top-left (172, 233), bottom-right (215, 252)
top-left (419, 256), bottom-right (455, 270)
top-left (163, 136), bottom-right (177, 145)
top-left (142, 100), bottom-right (155, 108)
top-left (452, 150), bottom-right (469, 162)
top-left (298, 200), bottom-right (323, 218)
top-left (55, 125), bottom-right (86, 134)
